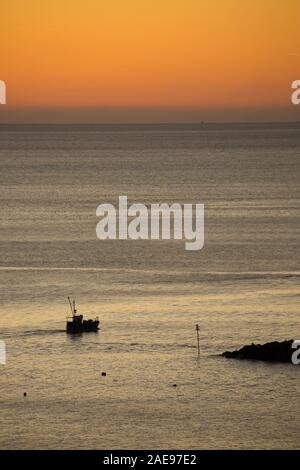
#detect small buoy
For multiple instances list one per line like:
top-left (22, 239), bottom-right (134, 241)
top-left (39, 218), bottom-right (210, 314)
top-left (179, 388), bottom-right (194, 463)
top-left (23, 392), bottom-right (27, 397)
top-left (101, 372), bottom-right (106, 377)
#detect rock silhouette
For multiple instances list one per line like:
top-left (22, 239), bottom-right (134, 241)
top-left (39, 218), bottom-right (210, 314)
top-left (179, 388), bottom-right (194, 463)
top-left (221, 339), bottom-right (295, 363)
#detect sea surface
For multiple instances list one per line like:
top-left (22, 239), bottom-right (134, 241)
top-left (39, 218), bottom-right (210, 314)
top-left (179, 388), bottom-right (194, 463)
top-left (0, 123), bottom-right (299, 449)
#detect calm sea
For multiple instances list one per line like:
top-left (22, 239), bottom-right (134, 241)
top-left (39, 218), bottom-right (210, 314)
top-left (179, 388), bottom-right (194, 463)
top-left (0, 123), bottom-right (299, 449)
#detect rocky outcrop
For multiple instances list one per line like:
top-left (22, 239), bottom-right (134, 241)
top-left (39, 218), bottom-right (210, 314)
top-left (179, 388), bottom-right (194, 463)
top-left (221, 339), bottom-right (295, 363)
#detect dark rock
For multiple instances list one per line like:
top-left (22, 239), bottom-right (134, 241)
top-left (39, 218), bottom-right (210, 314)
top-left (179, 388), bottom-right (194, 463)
top-left (221, 339), bottom-right (295, 363)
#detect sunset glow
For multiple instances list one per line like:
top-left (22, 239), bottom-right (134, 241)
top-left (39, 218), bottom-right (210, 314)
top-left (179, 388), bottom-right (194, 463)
top-left (1, 0), bottom-right (299, 120)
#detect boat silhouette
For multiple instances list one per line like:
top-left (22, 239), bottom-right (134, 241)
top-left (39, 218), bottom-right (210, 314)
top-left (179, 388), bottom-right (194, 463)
top-left (66, 296), bottom-right (100, 333)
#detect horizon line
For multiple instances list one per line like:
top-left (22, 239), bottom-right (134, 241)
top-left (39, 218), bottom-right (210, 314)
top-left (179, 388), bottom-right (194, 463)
top-left (0, 120), bottom-right (299, 125)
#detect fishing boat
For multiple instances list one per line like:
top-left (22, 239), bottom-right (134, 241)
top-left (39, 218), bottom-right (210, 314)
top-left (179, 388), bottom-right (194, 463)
top-left (66, 296), bottom-right (100, 333)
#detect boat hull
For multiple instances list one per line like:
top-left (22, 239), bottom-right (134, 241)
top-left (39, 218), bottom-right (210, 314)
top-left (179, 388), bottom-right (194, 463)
top-left (66, 320), bottom-right (100, 334)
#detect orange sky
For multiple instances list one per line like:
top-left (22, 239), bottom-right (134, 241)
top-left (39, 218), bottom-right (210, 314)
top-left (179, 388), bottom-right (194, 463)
top-left (0, 0), bottom-right (299, 121)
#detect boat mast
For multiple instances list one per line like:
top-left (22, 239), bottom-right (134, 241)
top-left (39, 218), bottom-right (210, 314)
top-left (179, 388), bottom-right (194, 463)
top-left (68, 296), bottom-right (74, 316)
